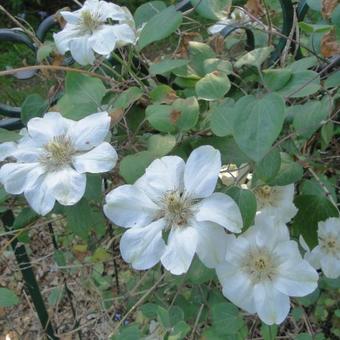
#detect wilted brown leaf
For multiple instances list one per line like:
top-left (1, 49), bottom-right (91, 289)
top-left (322, 0), bottom-right (338, 19)
top-left (321, 29), bottom-right (340, 57)
top-left (109, 108), bottom-right (125, 125)
top-left (175, 32), bottom-right (200, 58)
top-left (245, 0), bottom-right (263, 17)
top-left (210, 35), bottom-right (225, 54)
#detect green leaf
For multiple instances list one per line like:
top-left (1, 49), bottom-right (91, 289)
top-left (276, 71), bottom-right (320, 98)
top-left (0, 128), bottom-right (20, 142)
top-left (286, 56), bottom-right (318, 72)
top-left (299, 22), bottom-right (332, 33)
top-left (21, 94), bottom-right (48, 125)
top-left (149, 59), bottom-right (189, 75)
top-left (191, 0), bottom-right (231, 20)
top-left (188, 41), bottom-right (216, 76)
top-left (13, 207), bottom-right (38, 229)
top-left (113, 87), bottom-right (143, 109)
top-left (234, 47), bottom-right (274, 68)
top-left (204, 58), bottom-right (232, 75)
top-left (260, 324), bottom-right (278, 340)
top-left (134, 1), bottom-right (166, 28)
top-left (119, 151), bottom-right (155, 184)
top-left (324, 71), bottom-right (340, 89)
top-left (169, 306), bottom-right (185, 326)
top-left (268, 152), bottom-right (303, 186)
top-left (226, 187), bottom-right (256, 228)
top-left (150, 85), bottom-right (176, 103)
top-left (84, 174), bottom-right (102, 201)
top-left (169, 321), bottom-right (190, 340)
top-left (188, 256), bottom-right (215, 284)
top-left (0, 288), bottom-right (20, 307)
top-left (210, 98), bottom-right (235, 136)
top-left (58, 72), bottom-right (106, 119)
top-left (300, 176), bottom-right (337, 204)
top-left (196, 71), bottom-right (231, 101)
top-left (138, 6), bottom-right (183, 50)
top-left (63, 198), bottom-right (106, 240)
top-left (141, 303), bottom-right (159, 319)
top-left (211, 302), bottom-right (245, 335)
top-left (116, 324), bottom-right (140, 340)
top-left (146, 97), bottom-right (199, 133)
top-left (48, 287), bottom-right (64, 306)
top-left (255, 148), bottom-right (281, 182)
top-left (157, 306), bottom-right (171, 329)
top-left (306, 0), bottom-right (321, 11)
top-left (232, 93), bottom-right (285, 162)
top-left (292, 195), bottom-right (339, 247)
top-left (263, 69), bottom-right (292, 91)
top-left (147, 134), bottom-right (176, 157)
top-left (293, 100), bottom-right (330, 138)
top-left (37, 41), bottom-right (54, 62)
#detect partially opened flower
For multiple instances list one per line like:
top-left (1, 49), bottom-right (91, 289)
top-left (216, 214), bottom-right (318, 325)
top-left (0, 111), bottom-right (117, 215)
top-left (54, 0), bottom-right (137, 65)
top-left (253, 184), bottom-right (298, 223)
top-left (104, 145), bottom-right (243, 275)
top-left (300, 217), bottom-right (340, 279)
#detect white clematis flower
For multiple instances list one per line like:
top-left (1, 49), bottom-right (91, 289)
top-left (104, 145), bottom-right (243, 275)
top-left (54, 0), bottom-right (137, 65)
top-left (300, 217), bottom-right (340, 279)
top-left (0, 111), bottom-right (117, 215)
top-left (253, 184), bottom-right (298, 223)
top-left (216, 214), bottom-right (319, 325)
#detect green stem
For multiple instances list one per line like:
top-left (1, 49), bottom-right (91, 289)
top-left (111, 52), bottom-right (148, 92)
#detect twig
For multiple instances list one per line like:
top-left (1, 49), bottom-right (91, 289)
top-left (0, 65), bottom-right (115, 85)
top-left (189, 303), bottom-right (204, 340)
top-left (110, 272), bottom-right (166, 336)
top-left (0, 5), bottom-right (42, 46)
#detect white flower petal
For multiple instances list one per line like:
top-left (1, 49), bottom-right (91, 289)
top-left (184, 145), bottom-right (221, 199)
top-left (0, 142), bottom-right (17, 161)
top-left (111, 24), bottom-right (136, 47)
top-left (120, 218), bottom-right (166, 270)
top-left (216, 262), bottom-right (256, 313)
top-left (72, 142), bottom-right (117, 173)
top-left (253, 214), bottom-right (290, 250)
top-left (274, 259), bottom-right (318, 297)
top-left (88, 25), bottom-right (118, 56)
top-left (195, 192), bottom-right (243, 233)
top-left (60, 11), bottom-right (81, 24)
top-left (98, 1), bottom-right (132, 21)
top-left (53, 24), bottom-right (80, 54)
top-left (320, 255), bottom-right (340, 279)
top-left (27, 112), bottom-right (73, 146)
top-left (136, 156), bottom-right (185, 200)
top-left (69, 35), bottom-right (95, 65)
top-left (68, 112), bottom-right (110, 151)
top-left (24, 175), bottom-right (56, 216)
top-left (306, 245), bottom-right (322, 269)
top-left (104, 185), bottom-right (159, 228)
top-left (318, 217), bottom-right (340, 237)
top-left (225, 234), bottom-right (250, 265)
top-left (161, 226), bottom-right (198, 275)
top-left (194, 220), bottom-right (229, 268)
top-left (254, 282), bottom-right (290, 325)
top-left (0, 162), bottom-right (43, 194)
top-left (48, 167), bottom-right (86, 205)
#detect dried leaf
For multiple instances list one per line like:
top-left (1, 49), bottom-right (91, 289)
top-left (109, 108), bottom-right (125, 125)
top-left (321, 29), bottom-right (340, 57)
top-left (175, 32), bottom-right (200, 57)
top-left (322, 0), bottom-right (338, 19)
top-left (170, 109), bottom-right (181, 124)
top-left (245, 0), bottom-right (264, 17)
top-left (210, 35), bottom-right (225, 54)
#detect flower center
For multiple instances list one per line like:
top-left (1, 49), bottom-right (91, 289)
top-left (254, 185), bottom-right (275, 209)
top-left (40, 135), bottom-right (75, 171)
top-left (319, 236), bottom-right (339, 256)
top-left (242, 248), bottom-right (278, 283)
top-left (162, 191), bottom-right (193, 227)
top-left (80, 10), bottom-right (102, 33)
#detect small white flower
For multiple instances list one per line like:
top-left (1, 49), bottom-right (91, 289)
top-left (253, 184), bottom-right (298, 223)
top-left (54, 0), bottom-right (137, 65)
top-left (300, 217), bottom-right (340, 279)
top-left (0, 142), bottom-right (17, 161)
top-left (219, 163), bottom-right (249, 186)
top-left (216, 214), bottom-right (319, 325)
top-left (0, 111), bottom-right (117, 215)
top-left (104, 145), bottom-right (243, 275)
